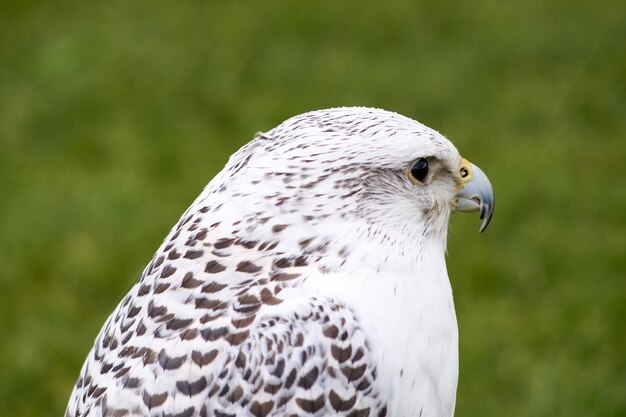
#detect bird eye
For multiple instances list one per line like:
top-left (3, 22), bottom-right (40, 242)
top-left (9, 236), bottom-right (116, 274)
top-left (410, 158), bottom-right (429, 183)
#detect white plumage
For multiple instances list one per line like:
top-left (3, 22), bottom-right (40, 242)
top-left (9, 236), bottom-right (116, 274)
top-left (67, 107), bottom-right (494, 417)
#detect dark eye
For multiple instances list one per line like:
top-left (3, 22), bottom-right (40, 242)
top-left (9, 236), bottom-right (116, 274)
top-left (410, 158), bottom-right (429, 183)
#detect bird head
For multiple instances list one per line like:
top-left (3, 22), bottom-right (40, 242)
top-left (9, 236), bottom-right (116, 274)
top-left (201, 107), bottom-right (494, 270)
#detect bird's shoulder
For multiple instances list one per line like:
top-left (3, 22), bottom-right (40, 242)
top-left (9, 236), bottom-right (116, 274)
top-left (67, 248), bottom-right (387, 416)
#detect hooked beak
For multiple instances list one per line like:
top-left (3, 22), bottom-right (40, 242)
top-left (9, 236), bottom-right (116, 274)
top-left (454, 159), bottom-right (495, 233)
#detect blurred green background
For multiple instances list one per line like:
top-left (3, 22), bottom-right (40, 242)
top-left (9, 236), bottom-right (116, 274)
top-left (1, 1), bottom-right (625, 416)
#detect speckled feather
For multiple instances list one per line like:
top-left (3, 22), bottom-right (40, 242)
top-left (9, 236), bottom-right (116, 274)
top-left (67, 107), bottom-right (464, 417)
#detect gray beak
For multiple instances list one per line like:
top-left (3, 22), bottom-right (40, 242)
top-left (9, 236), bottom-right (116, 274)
top-left (454, 162), bottom-right (495, 233)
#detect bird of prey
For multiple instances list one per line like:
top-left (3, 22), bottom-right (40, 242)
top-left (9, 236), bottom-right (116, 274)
top-left (66, 107), bottom-right (494, 417)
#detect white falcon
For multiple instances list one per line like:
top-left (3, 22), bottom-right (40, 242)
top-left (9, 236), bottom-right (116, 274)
top-left (67, 107), bottom-right (494, 417)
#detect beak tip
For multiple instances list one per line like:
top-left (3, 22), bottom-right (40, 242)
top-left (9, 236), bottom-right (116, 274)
top-left (478, 201), bottom-right (494, 233)
top-left (478, 219), bottom-right (489, 233)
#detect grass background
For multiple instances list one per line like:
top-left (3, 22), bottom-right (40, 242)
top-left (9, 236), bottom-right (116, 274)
top-left (1, 1), bottom-right (625, 415)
